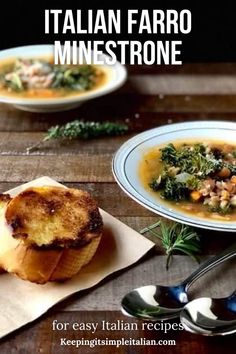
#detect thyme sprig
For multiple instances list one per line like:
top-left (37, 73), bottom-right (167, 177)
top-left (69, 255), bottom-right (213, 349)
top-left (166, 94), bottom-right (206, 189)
top-left (140, 220), bottom-right (201, 270)
top-left (27, 120), bottom-right (129, 153)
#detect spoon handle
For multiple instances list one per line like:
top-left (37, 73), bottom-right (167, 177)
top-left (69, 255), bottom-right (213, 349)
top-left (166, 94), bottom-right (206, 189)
top-left (183, 242), bottom-right (236, 291)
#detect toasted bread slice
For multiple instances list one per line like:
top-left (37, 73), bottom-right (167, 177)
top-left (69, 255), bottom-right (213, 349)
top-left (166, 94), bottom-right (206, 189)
top-left (2, 245), bottom-right (63, 283)
top-left (5, 186), bottom-right (103, 248)
top-left (0, 195), bottom-right (62, 283)
top-left (0, 195), bottom-right (14, 273)
top-left (0, 193), bottom-right (11, 208)
top-left (0, 186), bottom-right (103, 283)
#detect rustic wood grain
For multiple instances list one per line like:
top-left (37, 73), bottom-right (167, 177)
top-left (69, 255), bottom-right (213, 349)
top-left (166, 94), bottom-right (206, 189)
top-left (0, 67), bottom-right (236, 352)
top-left (127, 63), bottom-right (236, 75)
top-left (128, 75), bottom-right (236, 95)
top-left (0, 310), bottom-right (235, 354)
top-left (57, 256), bottom-right (236, 311)
top-left (0, 155), bottom-right (114, 183)
top-left (56, 94), bottom-right (236, 113)
top-left (1, 97), bottom-right (236, 132)
top-left (0, 108), bottom-right (232, 133)
top-left (0, 132), bottom-right (129, 155)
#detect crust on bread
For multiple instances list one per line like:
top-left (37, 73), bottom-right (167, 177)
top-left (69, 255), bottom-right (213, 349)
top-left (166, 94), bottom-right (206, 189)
top-left (1, 235), bottom-right (101, 284)
top-left (2, 244), bottom-right (63, 284)
top-left (5, 186), bottom-right (103, 248)
top-left (0, 193), bottom-right (11, 207)
top-left (0, 187), bottom-right (103, 283)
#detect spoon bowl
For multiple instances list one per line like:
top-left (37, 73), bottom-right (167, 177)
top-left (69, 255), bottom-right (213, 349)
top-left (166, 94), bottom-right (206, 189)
top-left (121, 243), bottom-right (236, 321)
top-left (180, 291), bottom-right (236, 336)
top-left (122, 284), bottom-right (187, 320)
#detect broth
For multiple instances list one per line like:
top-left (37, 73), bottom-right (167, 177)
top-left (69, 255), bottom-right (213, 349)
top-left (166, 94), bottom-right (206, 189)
top-left (139, 140), bottom-right (236, 221)
top-left (0, 57), bottom-right (109, 99)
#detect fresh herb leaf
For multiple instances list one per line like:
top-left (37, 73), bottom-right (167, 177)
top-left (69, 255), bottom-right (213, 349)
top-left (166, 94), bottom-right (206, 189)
top-left (26, 120), bottom-right (129, 153)
top-left (140, 219), bottom-right (201, 270)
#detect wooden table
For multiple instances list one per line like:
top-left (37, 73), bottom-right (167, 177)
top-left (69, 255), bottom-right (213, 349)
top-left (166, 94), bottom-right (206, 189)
top-left (0, 64), bottom-right (236, 353)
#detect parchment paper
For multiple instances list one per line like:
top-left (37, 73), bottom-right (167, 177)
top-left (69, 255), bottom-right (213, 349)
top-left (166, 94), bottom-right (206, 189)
top-left (0, 177), bottom-right (154, 338)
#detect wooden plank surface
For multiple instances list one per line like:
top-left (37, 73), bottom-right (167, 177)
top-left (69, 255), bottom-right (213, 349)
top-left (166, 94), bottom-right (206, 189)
top-left (127, 63), bottom-right (236, 75)
top-left (0, 133), bottom-right (128, 155)
top-left (56, 256), bottom-right (236, 311)
top-left (1, 99), bottom-right (236, 132)
top-left (0, 155), bottom-right (113, 182)
top-left (128, 75), bottom-right (236, 94)
top-left (4, 94), bottom-right (236, 115)
top-left (0, 64), bottom-right (236, 352)
top-left (0, 310), bottom-right (235, 354)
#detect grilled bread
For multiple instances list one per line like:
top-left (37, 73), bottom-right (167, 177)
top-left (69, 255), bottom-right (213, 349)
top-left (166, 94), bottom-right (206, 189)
top-left (0, 186), bottom-right (103, 283)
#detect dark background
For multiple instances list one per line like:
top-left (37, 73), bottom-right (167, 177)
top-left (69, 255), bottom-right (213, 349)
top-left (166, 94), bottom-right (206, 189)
top-left (0, 1), bottom-right (235, 63)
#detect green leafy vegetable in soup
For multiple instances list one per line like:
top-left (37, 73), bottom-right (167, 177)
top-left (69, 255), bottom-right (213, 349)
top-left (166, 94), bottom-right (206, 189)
top-left (0, 58), bottom-right (104, 96)
top-left (52, 65), bottom-right (97, 91)
top-left (145, 142), bottom-right (236, 216)
top-left (160, 143), bottom-right (222, 177)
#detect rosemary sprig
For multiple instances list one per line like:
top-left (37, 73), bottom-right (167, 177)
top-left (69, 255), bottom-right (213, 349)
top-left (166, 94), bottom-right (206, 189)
top-left (140, 220), bottom-right (201, 270)
top-left (26, 120), bottom-right (129, 153)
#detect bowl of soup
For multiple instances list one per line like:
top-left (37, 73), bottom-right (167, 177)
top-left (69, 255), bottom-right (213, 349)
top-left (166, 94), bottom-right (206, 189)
top-left (112, 121), bottom-right (236, 232)
top-left (0, 45), bottom-right (127, 112)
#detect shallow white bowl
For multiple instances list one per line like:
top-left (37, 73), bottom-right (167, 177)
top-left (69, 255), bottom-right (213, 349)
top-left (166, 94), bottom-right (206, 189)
top-left (0, 45), bottom-right (127, 112)
top-left (113, 121), bottom-right (236, 232)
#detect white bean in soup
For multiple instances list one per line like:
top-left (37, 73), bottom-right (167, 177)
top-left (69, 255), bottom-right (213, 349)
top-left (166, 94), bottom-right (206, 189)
top-left (0, 57), bottom-right (108, 99)
top-left (139, 140), bottom-right (236, 221)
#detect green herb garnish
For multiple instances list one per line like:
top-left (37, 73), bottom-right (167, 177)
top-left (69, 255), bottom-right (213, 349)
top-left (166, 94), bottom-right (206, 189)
top-left (140, 220), bottom-right (201, 270)
top-left (1, 59), bottom-right (97, 92)
top-left (160, 177), bottom-right (188, 201)
top-left (26, 120), bottom-right (129, 153)
top-left (52, 65), bottom-right (96, 91)
top-left (208, 204), bottom-right (232, 215)
top-left (4, 72), bottom-right (23, 91)
top-left (150, 143), bottom-right (223, 202)
top-left (161, 143), bottom-right (222, 177)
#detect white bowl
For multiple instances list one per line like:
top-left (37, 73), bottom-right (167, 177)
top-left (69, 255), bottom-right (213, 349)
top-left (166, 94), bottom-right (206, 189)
top-left (0, 45), bottom-right (127, 112)
top-left (113, 121), bottom-right (236, 232)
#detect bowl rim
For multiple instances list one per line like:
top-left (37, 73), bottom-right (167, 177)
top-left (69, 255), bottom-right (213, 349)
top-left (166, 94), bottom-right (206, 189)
top-left (112, 120), bottom-right (236, 232)
top-left (0, 44), bottom-right (127, 106)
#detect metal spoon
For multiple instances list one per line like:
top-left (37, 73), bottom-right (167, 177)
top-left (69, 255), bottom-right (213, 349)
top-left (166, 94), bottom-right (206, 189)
top-left (180, 290), bottom-right (236, 336)
top-left (121, 243), bottom-right (236, 321)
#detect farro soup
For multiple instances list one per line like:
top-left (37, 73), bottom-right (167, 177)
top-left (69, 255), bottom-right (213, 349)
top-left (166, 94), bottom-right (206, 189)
top-left (139, 140), bottom-right (236, 221)
top-left (0, 57), bottom-right (107, 99)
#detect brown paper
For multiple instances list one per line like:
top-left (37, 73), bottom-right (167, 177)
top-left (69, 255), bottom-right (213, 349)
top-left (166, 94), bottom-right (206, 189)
top-left (0, 177), bottom-right (154, 338)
